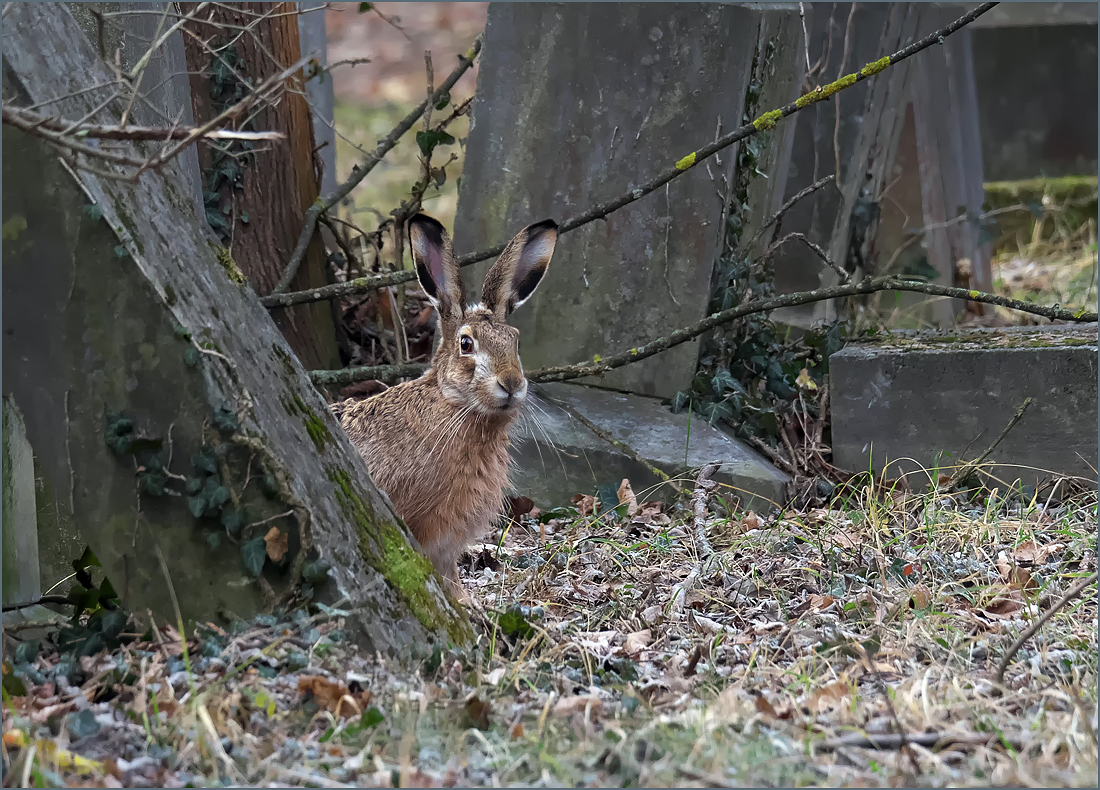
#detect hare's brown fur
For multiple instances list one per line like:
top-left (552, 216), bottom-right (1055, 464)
top-left (332, 214), bottom-right (557, 583)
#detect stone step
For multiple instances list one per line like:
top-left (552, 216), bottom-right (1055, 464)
top-left (512, 382), bottom-right (789, 513)
top-left (830, 323), bottom-right (1099, 490)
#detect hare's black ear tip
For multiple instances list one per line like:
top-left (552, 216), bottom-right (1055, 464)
top-left (530, 218), bottom-right (559, 235)
top-left (408, 213), bottom-right (446, 243)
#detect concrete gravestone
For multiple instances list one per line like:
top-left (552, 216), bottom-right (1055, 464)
top-left (452, 2), bottom-right (804, 507)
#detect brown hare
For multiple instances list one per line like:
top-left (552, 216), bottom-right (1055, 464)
top-left (332, 213), bottom-right (558, 591)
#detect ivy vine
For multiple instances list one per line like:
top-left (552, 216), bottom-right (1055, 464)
top-left (200, 45), bottom-right (255, 241)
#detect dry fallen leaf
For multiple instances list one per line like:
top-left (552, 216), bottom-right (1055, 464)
top-left (617, 478), bottom-right (639, 517)
top-left (1013, 539), bottom-right (1062, 565)
top-left (805, 681), bottom-right (851, 714)
top-left (796, 367), bottom-right (818, 391)
top-left (624, 629), bottom-right (652, 656)
top-left (909, 583), bottom-right (933, 610)
top-left (807, 594), bottom-right (835, 612)
top-left (741, 511), bottom-right (761, 531)
top-left (484, 667), bottom-right (506, 686)
top-left (508, 721), bottom-right (525, 741)
top-left (265, 527), bottom-right (289, 562)
top-left (463, 695), bottom-right (492, 730)
top-left (297, 675), bottom-right (367, 719)
top-left (572, 493), bottom-right (596, 517)
top-left (553, 694), bottom-right (602, 719)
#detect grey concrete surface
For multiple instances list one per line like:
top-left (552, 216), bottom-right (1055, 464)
top-left (830, 323), bottom-right (1099, 488)
top-left (511, 382), bottom-right (789, 513)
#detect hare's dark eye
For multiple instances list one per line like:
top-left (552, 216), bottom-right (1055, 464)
top-left (459, 336), bottom-right (474, 355)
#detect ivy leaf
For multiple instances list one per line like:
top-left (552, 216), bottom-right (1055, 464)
top-left (97, 576), bottom-right (119, 606)
top-left (191, 449), bottom-right (218, 475)
top-left (358, 2), bottom-right (373, 11)
top-left (68, 709), bottom-right (100, 740)
top-left (302, 559), bottom-right (331, 584)
top-left (595, 484), bottom-right (619, 514)
top-left (712, 368), bottom-right (737, 394)
top-left (208, 486), bottom-right (230, 509)
top-left (183, 346), bottom-right (201, 367)
top-left (100, 610), bottom-right (127, 641)
top-left (205, 531), bottom-right (222, 551)
top-left (221, 507), bottom-right (242, 535)
top-left (415, 129), bottom-right (456, 158)
top-left (499, 606), bottom-right (535, 639)
top-left (241, 536), bottom-right (267, 577)
top-left (83, 204), bottom-right (104, 221)
top-left (188, 495), bottom-right (207, 519)
top-left (138, 467), bottom-right (168, 497)
top-left (213, 404), bottom-right (239, 433)
top-left (433, 91), bottom-right (451, 111)
top-left (186, 477), bottom-right (203, 495)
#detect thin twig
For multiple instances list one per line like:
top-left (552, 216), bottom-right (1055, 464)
top-left (993, 570), bottom-right (1098, 688)
top-left (269, 3), bottom-right (997, 307)
top-left (766, 231), bottom-right (849, 282)
top-left (814, 731), bottom-right (1025, 753)
top-left (743, 175), bottom-right (835, 254)
top-left (308, 276), bottom-right (1096, 387)
top-left (273, 34), bottom-right (483, 294)
top-left (945, 397), bottom-right (1033, 488)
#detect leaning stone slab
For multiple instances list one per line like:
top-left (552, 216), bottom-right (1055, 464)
top-left (515, 383), bottom-right (789, 512)
top-left (830, 324), bottom-right (1099, 489)
top-left (2, 3), bottom-right (469, 655)
top-left (454, 2), bottom-right (802, 400)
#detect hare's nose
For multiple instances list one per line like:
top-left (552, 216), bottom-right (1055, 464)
top-left (498, 376), bottom-right (522, 396)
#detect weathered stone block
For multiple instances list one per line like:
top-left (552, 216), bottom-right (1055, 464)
top-left (514, 383), bottom-right (788, 512)
top-left (830, 324), bottom-right (1099, 488)
top-left (454, 2), bottom-right (802, 399)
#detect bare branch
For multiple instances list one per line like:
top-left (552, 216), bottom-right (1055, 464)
top-left (270, 3), bottom-right (998, 308)
top-left (272, 34), bottom-right (483, 295)
top-left (2, 105), bottom-right (283, 142)
top-left (307, 274), bottom-right (1095, 387)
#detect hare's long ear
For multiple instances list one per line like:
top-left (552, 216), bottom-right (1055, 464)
top-left (481, 219), bottom-right (558, 321)
top-left (408, 214), bottom-right (465, 324)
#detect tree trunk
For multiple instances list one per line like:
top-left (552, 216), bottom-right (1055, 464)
top-left (179, 2), bottom-right (341, 371)
top-left (2, 2), bottom-right (470, 656)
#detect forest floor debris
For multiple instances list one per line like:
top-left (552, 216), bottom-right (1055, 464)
top-left (4, 470), bottom-right (1097, 787)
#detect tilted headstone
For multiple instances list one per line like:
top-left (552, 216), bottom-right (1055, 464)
top-left (453, 2), bottom-right (804, 400)
top-left (772, 2), bottom-right (991, 329)
top-left (2, 2), bottom-right (469, 655)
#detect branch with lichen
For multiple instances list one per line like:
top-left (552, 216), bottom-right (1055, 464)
top-left (307, 273), bottom-right (1094, 387)
top-left (272, 34), bottom-right (483, 295)
top-left (267, 2), bottom-right (998, 309)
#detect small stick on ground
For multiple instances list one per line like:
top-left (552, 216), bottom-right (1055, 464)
top-left (691, 462), bottom-right (719, 559)
top-left (994, 570), bottom-right (1098, 688)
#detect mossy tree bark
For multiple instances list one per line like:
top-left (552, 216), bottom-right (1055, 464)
top-left (178, 1), bottom-right (342, 372)
top-left (2, 2), bottom-right (470, 656)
